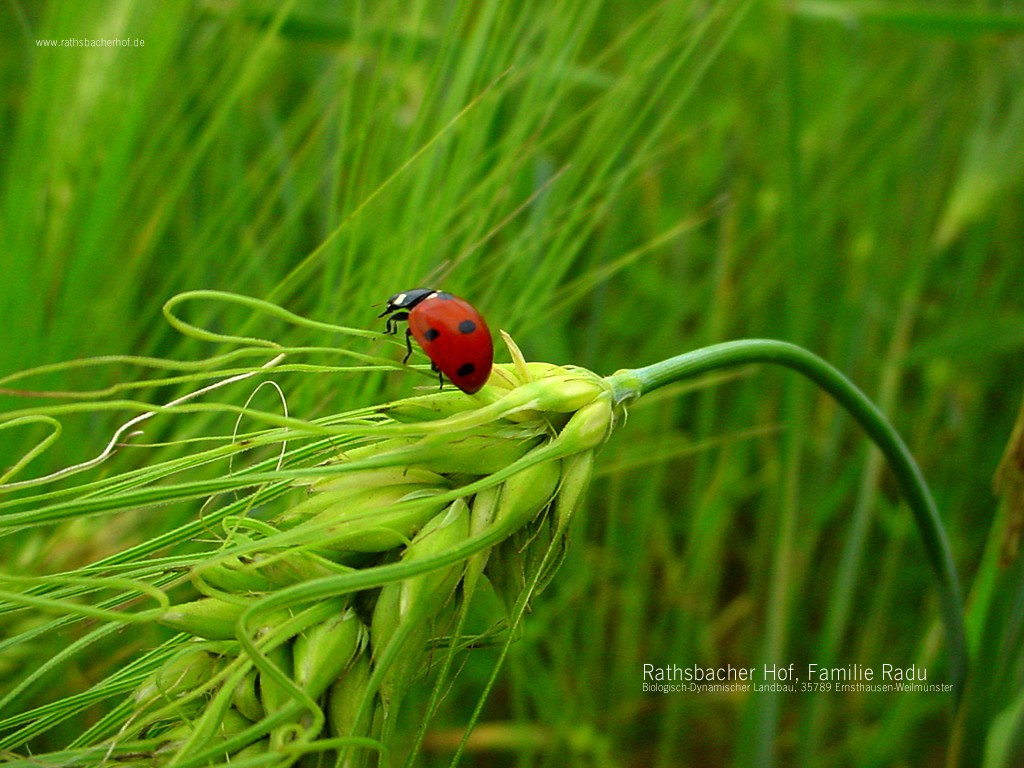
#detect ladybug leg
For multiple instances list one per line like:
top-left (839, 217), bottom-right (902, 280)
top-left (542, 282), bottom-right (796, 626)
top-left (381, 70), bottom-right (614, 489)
top-left (402, 327), bottom-right (415, 364)
top-left (384, 311), bottom-right (409, 336)
top-left (431, 362), bottom-right (444, 390)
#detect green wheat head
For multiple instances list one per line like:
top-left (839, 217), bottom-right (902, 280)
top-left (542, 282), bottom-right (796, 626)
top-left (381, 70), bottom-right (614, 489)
top-left (129, 345), bottom-right (616, 766)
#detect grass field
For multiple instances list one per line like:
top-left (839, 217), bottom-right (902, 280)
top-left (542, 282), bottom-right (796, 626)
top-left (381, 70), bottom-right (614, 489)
top-left (1, 1), bottom-right (1023, 766)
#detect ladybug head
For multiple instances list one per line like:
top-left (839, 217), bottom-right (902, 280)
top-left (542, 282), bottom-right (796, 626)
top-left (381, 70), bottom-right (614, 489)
top-left (378, 288), bottom-right (437, 317)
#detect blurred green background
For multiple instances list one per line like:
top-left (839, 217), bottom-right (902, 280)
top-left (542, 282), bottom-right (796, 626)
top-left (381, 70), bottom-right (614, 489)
top-left (2, 0), bottom-right (1023, 765)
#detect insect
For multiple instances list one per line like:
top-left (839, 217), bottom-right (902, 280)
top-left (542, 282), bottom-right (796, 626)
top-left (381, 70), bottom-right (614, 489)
top-left (378, 289), bottom-right (494, 394)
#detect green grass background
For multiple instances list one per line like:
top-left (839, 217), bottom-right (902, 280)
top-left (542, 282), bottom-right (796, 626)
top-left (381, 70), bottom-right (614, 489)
top-left (1, 0), bottom-right (1024, 765)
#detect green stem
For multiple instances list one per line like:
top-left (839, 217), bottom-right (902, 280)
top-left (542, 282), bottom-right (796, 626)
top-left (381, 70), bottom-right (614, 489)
top-left (606, 338), bottom-right (967, 701)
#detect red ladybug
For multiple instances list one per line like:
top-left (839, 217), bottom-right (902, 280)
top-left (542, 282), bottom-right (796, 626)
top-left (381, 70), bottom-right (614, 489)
top-left (379, 289), bottom-right (493, 394)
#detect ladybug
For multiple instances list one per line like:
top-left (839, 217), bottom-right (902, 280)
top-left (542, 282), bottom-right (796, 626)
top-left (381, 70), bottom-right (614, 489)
top-left (378, 289), bottom-right (494, 394)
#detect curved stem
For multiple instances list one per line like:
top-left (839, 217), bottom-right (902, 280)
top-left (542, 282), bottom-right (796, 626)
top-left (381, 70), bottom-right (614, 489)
top-left (606, 339), bottom-right (967, 701)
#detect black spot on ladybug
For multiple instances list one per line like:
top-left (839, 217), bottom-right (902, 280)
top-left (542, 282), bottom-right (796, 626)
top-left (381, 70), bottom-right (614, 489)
top-left (458, 319), bottom-right (477, 334)
top-left (456, 362), bottom-right (475, 378)
top-left (423, 328), bottom-right (441, 341)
